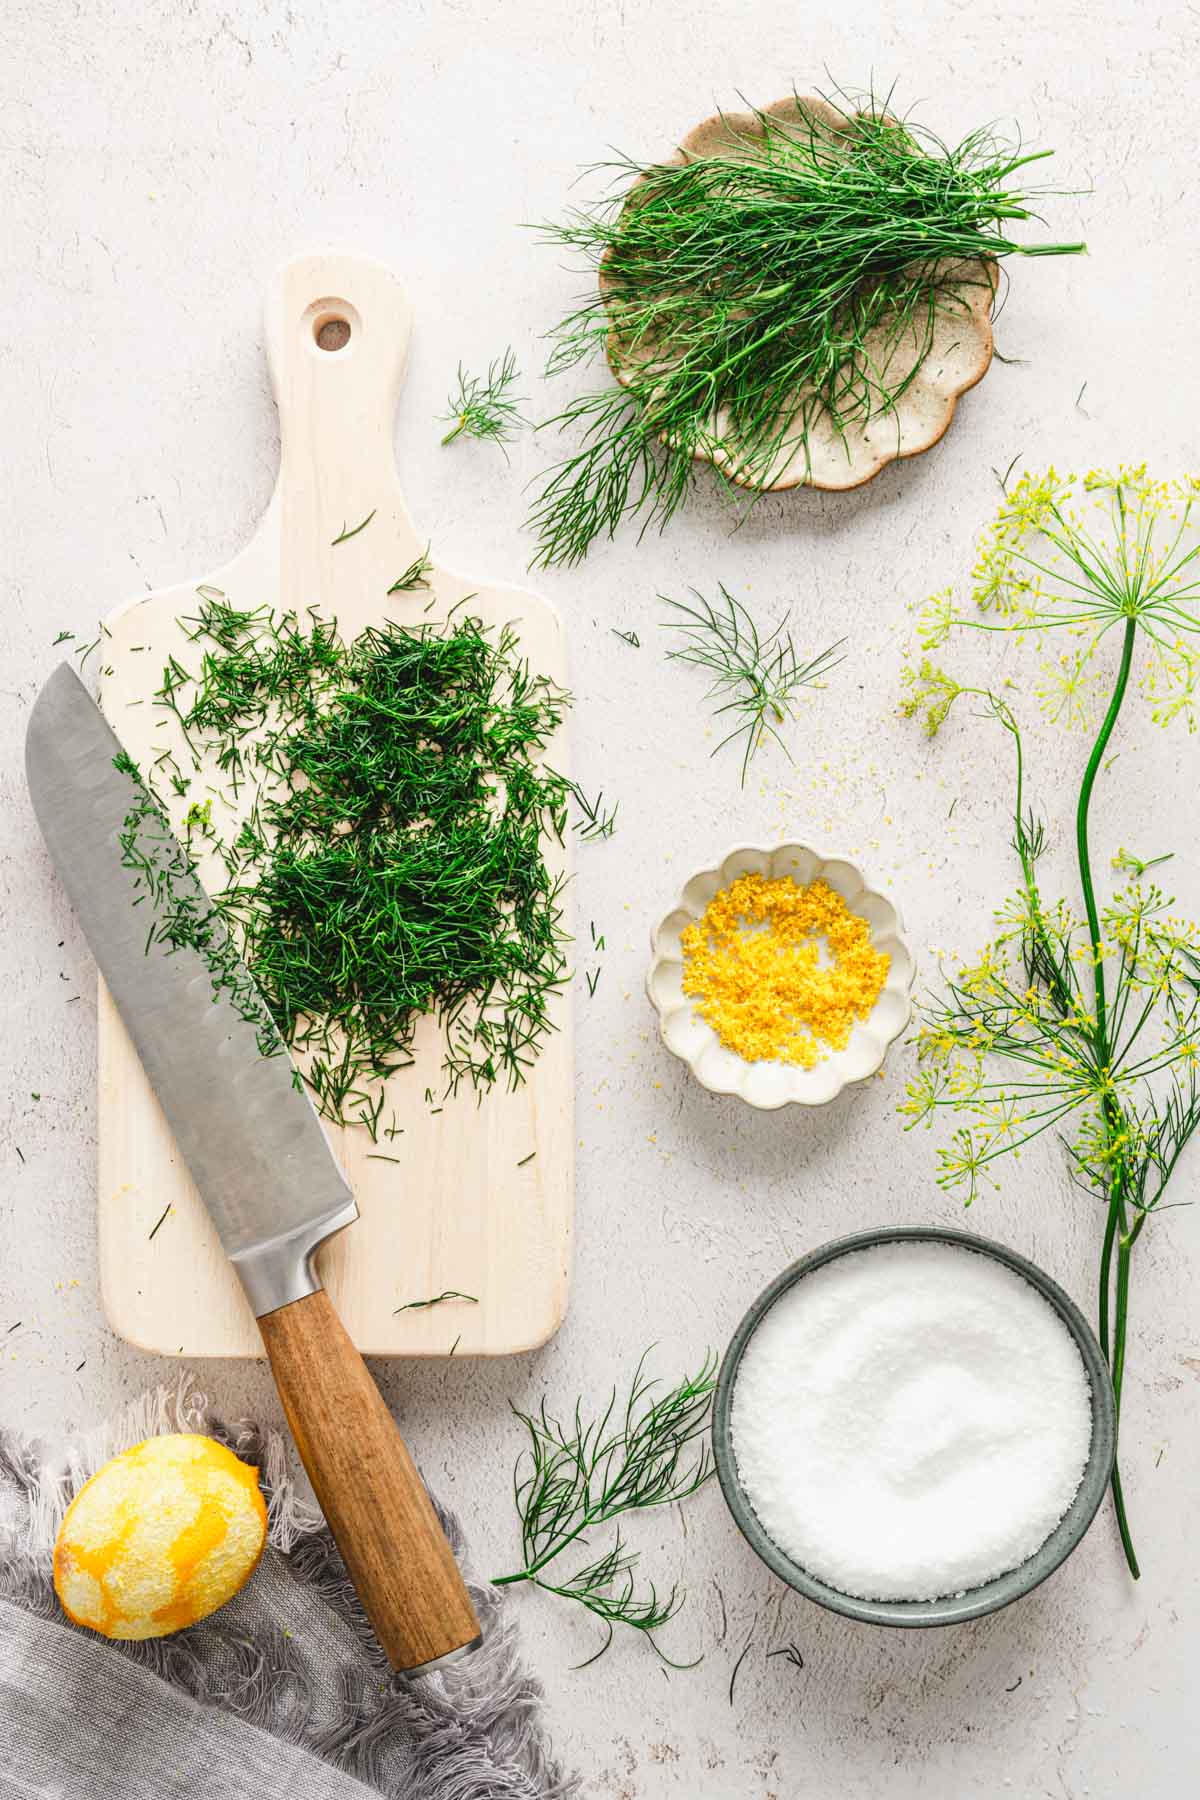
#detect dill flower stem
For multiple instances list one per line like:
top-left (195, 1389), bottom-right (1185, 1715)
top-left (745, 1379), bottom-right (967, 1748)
top-left (1075, 617), bottom-right (1137, 1047)
top-left (1075, 615), bottom-right (1140, 1575)
top-left (1098, 1195), bottom-right (1118, 1363)
top-left (1106, 1215), bottom-right (1141, 1578)
top-left (1110, 1230), bottom-right (1140, 1554)
top-left (903, 469), bottom-right (1200, 1583)
top-left (1110, 1462), bottom-right (1140, 1579)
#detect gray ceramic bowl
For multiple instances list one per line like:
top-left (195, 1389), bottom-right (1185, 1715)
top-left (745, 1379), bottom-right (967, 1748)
top-left (713, 1225), bottom-right (1116, 1627)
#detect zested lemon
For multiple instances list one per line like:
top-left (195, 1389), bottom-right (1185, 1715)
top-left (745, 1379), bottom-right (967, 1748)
top-left (53, 1433), bottom-right (268, 1640)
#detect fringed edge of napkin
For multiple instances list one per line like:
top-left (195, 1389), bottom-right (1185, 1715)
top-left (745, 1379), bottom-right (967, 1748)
top-left (0, 1377), bottom-right (577, 1800)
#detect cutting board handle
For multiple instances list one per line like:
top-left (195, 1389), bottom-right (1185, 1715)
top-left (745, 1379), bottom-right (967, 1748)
top-left (258, 1285), bottom-right (482, 1673)
top-left (265, 252), bottom-right (428, 598)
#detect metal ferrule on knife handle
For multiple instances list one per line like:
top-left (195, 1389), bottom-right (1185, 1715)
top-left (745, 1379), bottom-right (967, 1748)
top-left (25, 663), bottom-right (482, 1675)
top-left (232, 1210), bottom-right (358, 1317)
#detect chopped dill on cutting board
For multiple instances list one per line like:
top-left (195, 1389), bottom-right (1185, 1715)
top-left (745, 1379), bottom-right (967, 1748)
top-left (148, 595), bottom-right (577, 1130)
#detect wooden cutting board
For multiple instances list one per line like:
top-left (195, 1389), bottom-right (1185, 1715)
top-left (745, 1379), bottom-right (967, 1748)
top-left (97, 252), bottom-right (573, 1357)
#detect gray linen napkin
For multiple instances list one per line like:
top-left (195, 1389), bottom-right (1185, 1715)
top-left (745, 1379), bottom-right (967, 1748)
top-left (0, 1379), bottom-right (574, 1800)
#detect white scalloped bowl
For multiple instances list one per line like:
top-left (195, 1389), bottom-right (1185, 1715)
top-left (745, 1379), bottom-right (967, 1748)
top-left (646, 843), bottom-right (915, 1109)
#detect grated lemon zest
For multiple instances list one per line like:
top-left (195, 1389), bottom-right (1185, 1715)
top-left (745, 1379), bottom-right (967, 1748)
top-left (681, 873), bottom-right (889, 1068)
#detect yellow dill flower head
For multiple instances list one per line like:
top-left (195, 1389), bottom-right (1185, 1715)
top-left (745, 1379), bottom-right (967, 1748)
top-left (899, 657), bottom-right (963, 736)
top-left (1035, 647), bottom-right (1101, 729)
top-left (908, 468), bottom-right (1200, 729)
top-left (916, 588), bottom-right (956, 650)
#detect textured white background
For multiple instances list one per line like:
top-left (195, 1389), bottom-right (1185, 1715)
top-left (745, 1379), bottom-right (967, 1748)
top-left (2, 2), bottom-right (1198, 1793)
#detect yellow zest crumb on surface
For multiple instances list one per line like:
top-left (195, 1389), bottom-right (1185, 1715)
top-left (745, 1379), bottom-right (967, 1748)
top-left (53, 1434), bottom-right (267, 1641)
top-left (680, 873), bottom-right (890, 1068)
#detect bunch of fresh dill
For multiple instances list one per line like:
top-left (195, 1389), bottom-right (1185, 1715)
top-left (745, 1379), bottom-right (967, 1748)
top-left (492, 1350), bottom-right (717, 1661)
top-left (662, 584), bottom-right (844, 783)
top-left (151, 597), bottom-right (576, 1131)
top-left (529, 91), bottom-right (1083, 565)
top-left (900, 467), bottom-right (1200, 1574)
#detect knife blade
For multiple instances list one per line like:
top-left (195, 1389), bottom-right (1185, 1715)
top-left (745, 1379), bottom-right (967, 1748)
top-left (25, 663), bottom-right (482, 1674)
top-left (25, 661), bottom-right (357, 1312)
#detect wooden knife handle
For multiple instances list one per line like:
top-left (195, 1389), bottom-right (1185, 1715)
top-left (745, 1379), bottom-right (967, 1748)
top-left (257, 1287), bottom-right (481, 1673)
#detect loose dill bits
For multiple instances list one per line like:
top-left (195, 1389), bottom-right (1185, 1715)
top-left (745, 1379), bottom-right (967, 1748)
top-left (153, 598), bottom-right (574, 1129)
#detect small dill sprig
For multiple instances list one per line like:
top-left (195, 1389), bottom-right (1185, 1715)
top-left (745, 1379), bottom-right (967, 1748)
top-left (387, 545), bottom-right (433, 594)
top-left (663, 585), bottom-right (844, 783)
top-left (440, 348), bottom-right (525, 451)
top-left (74, 623), bottom-right (109, 668)
top-left (492, 1350), bottom-right (716, 1660)
top-left (612, 628), bottom-right (640, 648)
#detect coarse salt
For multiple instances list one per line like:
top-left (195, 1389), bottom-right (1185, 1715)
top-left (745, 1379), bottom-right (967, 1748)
top-left (731, 1241), bottom-right (1092, 1601)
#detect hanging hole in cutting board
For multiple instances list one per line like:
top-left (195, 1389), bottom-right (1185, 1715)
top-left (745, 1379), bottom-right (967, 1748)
top-left (316, 316), bottom-right (350, 351)
top-left (305, 298), bottom-right (361, 355)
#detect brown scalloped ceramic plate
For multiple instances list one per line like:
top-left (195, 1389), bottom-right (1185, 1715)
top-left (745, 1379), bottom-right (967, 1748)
top-left (604, 97), bottom-right (996, 493)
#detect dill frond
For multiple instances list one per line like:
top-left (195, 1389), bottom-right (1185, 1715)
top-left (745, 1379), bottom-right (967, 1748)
top-left (331, 509), bottom-right (376, 546)
top-left (393, 1290), bottom-right (477, 1313)
top-left (569, 781), bottom-right (618, 840)
top-left (440, 347), bottom-right (526, 451)
top-left (663, 584), bottom-right (844, 783)
top-left (492, 1350), bottom-right (716, 1659)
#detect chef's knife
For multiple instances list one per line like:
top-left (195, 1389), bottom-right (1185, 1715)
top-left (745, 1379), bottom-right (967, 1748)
top-left (26, 662), bottom-right (481, 1675)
